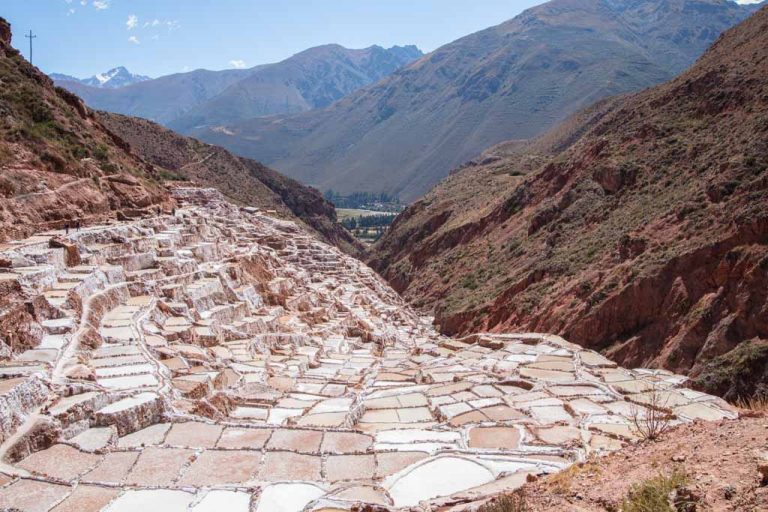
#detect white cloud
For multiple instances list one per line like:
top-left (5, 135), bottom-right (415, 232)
top-left (92, 0), bottom-right (109, 9)
top-left (67, 8), bottom-right (75, 15)
top-left (128, 36), bottom-right (140, 45)
top-left (735, 0), bottom-right (762, 3)
top-left (126, 14), bottom-right (138, 30)
top-left (166, 20), bottom-right (180, 31)
top-left (229, 59), bottom-right (246, 69)
top-left (144, 19), bottom-right (161, 28)
top-left (80, 0), bottom-right (87, 5)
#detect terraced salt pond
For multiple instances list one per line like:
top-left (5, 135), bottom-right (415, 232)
top-left (0, 187), bottom-right (736, 511)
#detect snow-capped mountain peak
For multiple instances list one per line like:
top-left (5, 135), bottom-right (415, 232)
top-left (49, 66), bottom-right (150, 89)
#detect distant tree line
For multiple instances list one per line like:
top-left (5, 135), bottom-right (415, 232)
top-left (340, 213), bottom-right (397, 231)
top-left (324, 190), bottom-right (401, 210)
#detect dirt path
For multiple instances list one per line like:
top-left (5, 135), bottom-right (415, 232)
top-left (180, 151), bottom-right (215, 172)
top-left (12, 177), bottom-right (92, 202)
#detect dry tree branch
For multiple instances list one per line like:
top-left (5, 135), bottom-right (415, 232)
top-left (629, 383), bottom-right (674, 441)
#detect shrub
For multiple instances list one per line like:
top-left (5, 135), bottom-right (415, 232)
top-left (157, 168), bottom-right (187, 181)
top-left (629, 385), bottom-right (674, 441)
top-left (93, 143), bottom-right (109, 162)
top-left (30, 101), bottom-right (53, 123)
top-left (461, 275), bottom-right (479, 290)
top-left (71, 145), bottom-right (89, 160)
top-left (622, 470), bottom-right (688, 512)
top-left (100, 162), bottom-right (118, 174)
top-left (548, 462), bottom-right (600, 495)
top-left (478, 492), bottom-right (529, 512)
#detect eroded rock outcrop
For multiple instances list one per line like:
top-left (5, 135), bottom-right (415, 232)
top-left (0, 17), bottom-right (11, 48)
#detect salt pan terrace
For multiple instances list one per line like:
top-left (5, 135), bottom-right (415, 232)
top-left (0, 188), bottom-right (737, 511)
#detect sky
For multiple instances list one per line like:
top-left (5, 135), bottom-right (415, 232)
top-left (2, 0), bottom-right (551, 79)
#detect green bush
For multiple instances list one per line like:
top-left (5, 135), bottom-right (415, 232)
top-left (93, 143), bottom-right (110, 162)
top-left (157, 168), bottom-right (187, 181)
top-left (691, 340), bottom-right (768, 401)
top-left (622, 470), bottom-right (687, 512)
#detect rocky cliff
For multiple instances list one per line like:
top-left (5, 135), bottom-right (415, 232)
top-left (0, 17), bottom-right (171, 242)
top-left (370, 6), bottom-right (768, 399)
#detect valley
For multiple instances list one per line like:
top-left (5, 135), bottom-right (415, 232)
top-left (0, 1), bottom-right (767, 511)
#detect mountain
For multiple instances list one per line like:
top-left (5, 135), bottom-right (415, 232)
top-left (97, 112), bottom-right (362, 255)
top-left (50, 66), bottom-right (151, 89)
top-left (0, 18), bottom-right (170, 241)
top-left (369, 5), bottom-right (768, 399)
top-left (53, 45), bottom-right (422, 128)
top-left (192, 0), bottom-right (761, 202)
top-left (51, 67), bottom-right (255, 125)
top-left (167, 44), bottom-right (422, 133)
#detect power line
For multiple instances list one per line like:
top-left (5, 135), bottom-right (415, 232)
top-left (25, 30), bottom-right (37, 65)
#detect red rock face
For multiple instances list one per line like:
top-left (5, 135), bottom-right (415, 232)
top-left (370, 6), bottom-right (768, 398)
top-left (0, 17), bottom-right (11, 47)
top-left (0, 303), bottom-right (45, 353)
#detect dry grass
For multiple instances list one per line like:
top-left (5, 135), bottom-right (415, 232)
top-left (547, 462), bottom-right (601, 495)
top-left (478, 491), bottom-right (529, 512)
top-left (735, 396), bottom-right (768, 414)
top-left (622, 470), bottom-right (688, 512)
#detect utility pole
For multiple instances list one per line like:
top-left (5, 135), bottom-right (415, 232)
top-left (25, 30), bottom-right (36, 65)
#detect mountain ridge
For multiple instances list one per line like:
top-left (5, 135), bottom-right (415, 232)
top-left (53, 44), bottom-right (422, 128)
top-left (167, 44), bottom-right (422, 133)
top-left (50, 66), bottom-right (150, 89)
top-left (192, 0), bottom-right (760, 202)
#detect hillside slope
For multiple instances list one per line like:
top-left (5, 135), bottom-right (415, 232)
top-left (55, 45), bottom-right (421, 129)
top-left (370, 5), bottom-right (768, 399)
top-left (0, 17), bottom-right (170, 242)
top-left (518, 415), bottom-right (768, 511)
top-left (193, 0), bottom-right (759, 201)
top-left (98, 113), bottom-right (362, 255)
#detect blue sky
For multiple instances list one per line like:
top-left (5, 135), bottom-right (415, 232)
top-left (2, 0), bottom-right (551, 78)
